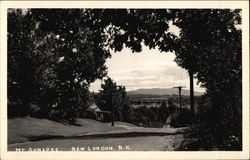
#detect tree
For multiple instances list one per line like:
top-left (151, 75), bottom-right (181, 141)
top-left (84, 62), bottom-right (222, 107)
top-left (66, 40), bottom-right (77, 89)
top-left (99, 77), bottom-right (127, 126)
top-left (114, 86), bottom-right (127, 121)
top-left (8, 9), bottom-right (111, 120)
top-left (158, 102), bottom-right (168, 124)
top-left (171, 9), bottom-right (242, 150)
top-left (8, 9), bottom-right (58, 117)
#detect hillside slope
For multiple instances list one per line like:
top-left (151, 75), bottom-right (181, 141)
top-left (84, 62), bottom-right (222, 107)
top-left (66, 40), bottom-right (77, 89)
top-left (8, 117), bottom-right (126, 144)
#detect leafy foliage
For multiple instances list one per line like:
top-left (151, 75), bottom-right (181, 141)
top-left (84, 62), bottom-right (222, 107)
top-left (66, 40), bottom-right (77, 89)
top-left (8, 9), bottom-right (111, 120)
top-left (98, 77), bottom-right (128, 124)
top-left (172, 9), bottom-right (242, 150)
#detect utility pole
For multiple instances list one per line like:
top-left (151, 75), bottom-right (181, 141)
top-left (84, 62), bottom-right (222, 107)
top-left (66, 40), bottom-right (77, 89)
top-left (173, 86), bottom-right (186, 115)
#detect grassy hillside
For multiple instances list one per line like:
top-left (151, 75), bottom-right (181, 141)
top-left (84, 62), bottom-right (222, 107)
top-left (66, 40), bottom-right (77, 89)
top-left (8, 117), bottom-right (127, 144)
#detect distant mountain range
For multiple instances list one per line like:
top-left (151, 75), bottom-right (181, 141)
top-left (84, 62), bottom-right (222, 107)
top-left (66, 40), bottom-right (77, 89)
top-left (127, 88), bottom-right (204, 96)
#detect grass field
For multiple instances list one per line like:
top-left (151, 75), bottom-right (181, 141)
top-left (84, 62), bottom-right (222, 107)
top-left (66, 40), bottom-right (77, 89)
top-left (8, 117), bottom-right (127, 144)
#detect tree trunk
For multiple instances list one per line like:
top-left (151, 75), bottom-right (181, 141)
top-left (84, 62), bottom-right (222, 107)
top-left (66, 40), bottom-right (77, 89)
top-left (178, 87), bottom-right (182, 115)
top-left (189, 71), bottom-right (195, 119)
top-left (111, 96), bottom-right (114, 126)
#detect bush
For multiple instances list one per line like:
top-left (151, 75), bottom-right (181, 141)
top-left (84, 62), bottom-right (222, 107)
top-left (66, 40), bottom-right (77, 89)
top-left (8, 102), bottom-right (29, 118)
top-left (194, 92), bottom-right (242, 151)
top-left (81, 109), bottom-right (97, 120)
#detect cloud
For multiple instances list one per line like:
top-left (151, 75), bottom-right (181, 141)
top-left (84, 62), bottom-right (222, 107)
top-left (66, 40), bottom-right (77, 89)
top-left (101, 63), bottom-right (190, 91)
top-left (90, 46), bottom-right (206, 93)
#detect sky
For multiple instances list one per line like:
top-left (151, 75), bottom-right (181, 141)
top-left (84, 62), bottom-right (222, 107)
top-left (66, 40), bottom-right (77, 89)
top-left (89, 46), bottom-right (206, 93)
top-left (89, 21), bottom-right (206, 93)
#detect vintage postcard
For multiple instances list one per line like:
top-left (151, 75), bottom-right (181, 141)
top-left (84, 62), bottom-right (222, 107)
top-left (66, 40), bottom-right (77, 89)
top-left (0, 1), bottom-right (249, 160)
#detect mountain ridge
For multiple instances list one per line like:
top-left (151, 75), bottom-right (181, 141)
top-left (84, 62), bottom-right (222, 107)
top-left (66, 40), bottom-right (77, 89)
top-left (127, 88), bottom-right (204, 96)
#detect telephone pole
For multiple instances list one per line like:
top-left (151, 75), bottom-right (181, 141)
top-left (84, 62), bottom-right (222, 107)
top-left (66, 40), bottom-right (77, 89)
top-left (173, 86), bottom-right (186, 115)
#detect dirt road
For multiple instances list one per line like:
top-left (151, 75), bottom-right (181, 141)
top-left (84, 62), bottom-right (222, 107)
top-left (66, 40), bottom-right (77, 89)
top-left (8, 127), bottom-right (188, 151)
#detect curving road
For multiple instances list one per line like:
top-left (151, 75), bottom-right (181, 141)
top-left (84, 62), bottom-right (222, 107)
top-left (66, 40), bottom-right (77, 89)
top-left (8, 127), bottom-right (189, 151)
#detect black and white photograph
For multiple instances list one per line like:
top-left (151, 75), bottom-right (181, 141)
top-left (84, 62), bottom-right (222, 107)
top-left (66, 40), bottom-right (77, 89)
top-left (0, 1), bottom-right (249, 160)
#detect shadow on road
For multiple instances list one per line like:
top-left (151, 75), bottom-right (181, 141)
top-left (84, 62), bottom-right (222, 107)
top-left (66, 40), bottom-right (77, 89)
top-left (24, 130), bottom-right (188, 142)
